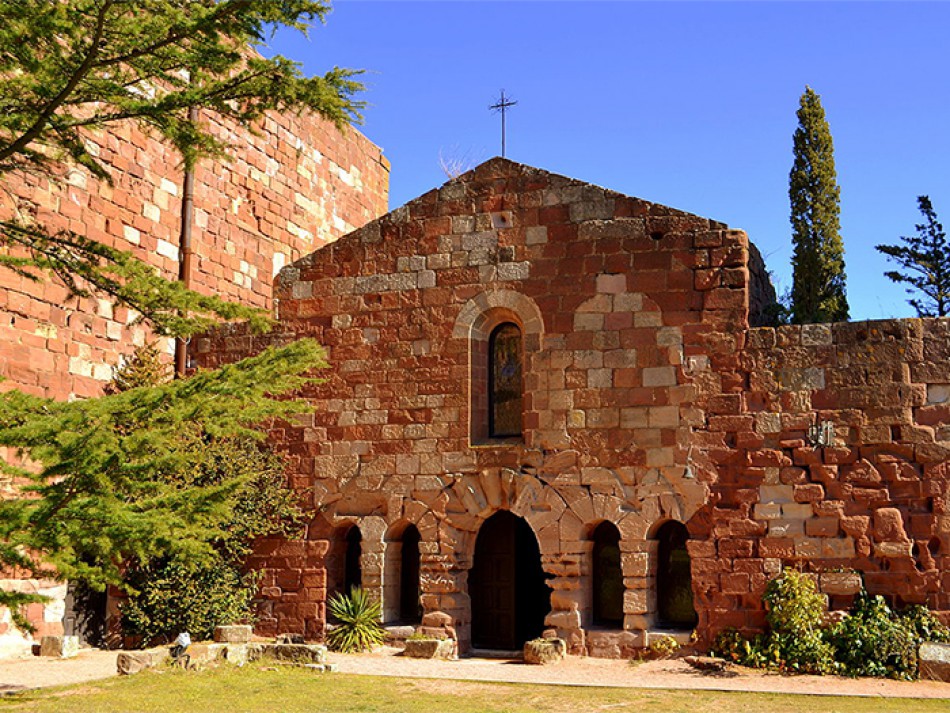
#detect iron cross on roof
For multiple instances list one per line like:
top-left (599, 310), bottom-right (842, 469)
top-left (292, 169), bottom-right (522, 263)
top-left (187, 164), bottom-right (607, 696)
top-left (489, 90), bottom-right (518, 158)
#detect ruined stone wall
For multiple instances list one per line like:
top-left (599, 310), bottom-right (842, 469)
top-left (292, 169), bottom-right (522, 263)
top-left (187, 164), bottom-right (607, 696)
top-left (0, 110), bottom-right (388, 654)
top-left (0, 110), bottom-right (388, 401)
top-left (695, 319), bottom-right (950, 639)
top-left (195, 159), bottom-right (750, 655)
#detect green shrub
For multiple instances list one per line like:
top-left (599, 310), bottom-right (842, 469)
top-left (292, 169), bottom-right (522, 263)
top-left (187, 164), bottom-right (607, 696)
top-left (760, 570), bottom-right (836, 674)
top-left (711, 569), bottom-right (950, 680)
top-left (121, 557), bottom-right (256, 643)
top-left (326, 587), bottom-right (386, 653)
top-left (827, 593), bottom-right (950, 680)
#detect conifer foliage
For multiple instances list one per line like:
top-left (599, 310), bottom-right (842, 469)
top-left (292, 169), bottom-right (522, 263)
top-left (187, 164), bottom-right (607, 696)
top-left (107, 345), bottom-right (306, 643)
top-left (0, 2), bottom-right (356, 629)
top-left (876, 196), bottom-right (950, 317)
top-left (788, 87), bottom-right (849, 324)
top-left (0, 340), bottom-right (325, 630)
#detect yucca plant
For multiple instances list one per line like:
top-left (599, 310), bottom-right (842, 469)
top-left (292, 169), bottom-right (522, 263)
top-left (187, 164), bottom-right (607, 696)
top-left (326, 587), bottom-right (386, 653)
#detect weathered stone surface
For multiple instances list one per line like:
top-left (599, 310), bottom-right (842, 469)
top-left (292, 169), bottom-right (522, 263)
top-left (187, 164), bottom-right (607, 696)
top-left (116, 647), bottom-right (169, 675)
top-left (214, 625), bottom-right (252, 644)
top-left (523, 638), bottom-right (566, 665)
top-left (920, 642), bottom-right (950, 682)
top-left (191, 158), bottom-right (950, 660)
top-left (251, 643), bottom-right (327, 664)
top-left (819, 572), bottom-right (862, 596)
top-left (403, 638), bottom-right (456, 659)
top-left (39, 635), bottom-right (79, 659)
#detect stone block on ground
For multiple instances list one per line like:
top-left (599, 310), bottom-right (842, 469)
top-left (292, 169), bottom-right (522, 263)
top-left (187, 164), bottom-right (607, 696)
top-left (523, 638), bottom-right (566, 665)
top-left (214, 625), bottom-right (252, 643)
top-left (116, 647), bottom-right (170, 675)
top-left (384, 625), bottom-right (417, 645)
top-left (275, 633), bottom-right (305, 644)
top-left (920, 642), bottom-right (950, 682)
top-left (251, 642), bottom-right (327, 664)
top-left (403, 638), bottom-right (455, 659)
top-left (220, 643), bottom-right (249, 666)
top-left (39, 635), bottom-right (79, 658)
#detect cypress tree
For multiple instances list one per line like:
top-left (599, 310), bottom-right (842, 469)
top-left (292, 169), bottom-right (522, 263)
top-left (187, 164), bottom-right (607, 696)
top-left (789, 87), bottom-right (849, 324)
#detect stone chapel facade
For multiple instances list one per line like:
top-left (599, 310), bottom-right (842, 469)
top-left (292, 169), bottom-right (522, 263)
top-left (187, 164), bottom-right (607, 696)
top-left (195, 158), bottom-right (950, 658)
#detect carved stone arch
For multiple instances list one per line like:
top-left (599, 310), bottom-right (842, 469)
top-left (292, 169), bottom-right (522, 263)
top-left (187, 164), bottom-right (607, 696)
top-left (452, 289), bottom-right (545, 344)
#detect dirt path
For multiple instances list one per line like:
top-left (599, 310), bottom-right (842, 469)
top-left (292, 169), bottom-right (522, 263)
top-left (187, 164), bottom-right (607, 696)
top-left (0, 650), bottom-right (116, 694)
top-left (329, 646), bottom-right (950, 699)
top-left (2, 646), bottom-right (949, 700)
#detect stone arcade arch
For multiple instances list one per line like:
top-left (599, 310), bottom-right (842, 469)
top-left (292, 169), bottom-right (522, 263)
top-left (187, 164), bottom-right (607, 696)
top-left (383, 522), bottom-right (422, 624)
top-left (654, 521), bottom-right (697, 629)
top-left (468, 511), bottom-right (551, 650)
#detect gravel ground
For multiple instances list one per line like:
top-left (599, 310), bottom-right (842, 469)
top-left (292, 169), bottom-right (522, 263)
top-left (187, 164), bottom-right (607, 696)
top-left (329, 646), bottom-right (950, 699)
top-left (0, 649), bottom-right (117, 694)
top-left (2, 645), bottom-right (949, 700)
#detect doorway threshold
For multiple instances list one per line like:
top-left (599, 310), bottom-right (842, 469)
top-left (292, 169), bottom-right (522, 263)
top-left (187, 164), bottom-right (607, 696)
top-left (467, 648), bottom-right (523, 660)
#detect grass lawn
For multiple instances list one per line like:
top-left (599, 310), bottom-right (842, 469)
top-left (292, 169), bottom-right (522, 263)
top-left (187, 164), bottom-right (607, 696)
top-left (0, 665), bottom-right (943, 713)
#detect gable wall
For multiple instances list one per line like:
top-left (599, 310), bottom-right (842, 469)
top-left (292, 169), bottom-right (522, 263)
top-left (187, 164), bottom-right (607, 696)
top-left (195, 160), bottom-right (749, 654)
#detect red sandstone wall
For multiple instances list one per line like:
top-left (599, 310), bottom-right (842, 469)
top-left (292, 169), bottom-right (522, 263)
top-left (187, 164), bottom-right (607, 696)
top-left (695, 319), bottom-right (950, 638)
top-left (0, 109), bottom-right (388, 652)
top-left (0, 110), bottom-right (388, 401)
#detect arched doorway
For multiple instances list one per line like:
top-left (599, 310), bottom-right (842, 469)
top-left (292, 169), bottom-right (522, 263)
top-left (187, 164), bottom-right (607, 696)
top-left (469, 511), bottom-right (550, 650)
top-left (591, 521), bottom-right (623, 627)
top-left (655, 521), bottom-right (697, 629)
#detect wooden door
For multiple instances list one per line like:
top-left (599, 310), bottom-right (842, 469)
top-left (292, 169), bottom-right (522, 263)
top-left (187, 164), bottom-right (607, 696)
top-left (470, 512), bottom-right (517, 649)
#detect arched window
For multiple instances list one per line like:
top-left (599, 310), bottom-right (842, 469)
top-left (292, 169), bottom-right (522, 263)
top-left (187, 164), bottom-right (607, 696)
top-left (489, 322), bottom-right (523, 438)
top-left (399, 525), bottom-right (422, 623)
top-left (655, 521), bottom-right (697, 629)
top-left (344, 526), bottom-right (362, 594)
top-left (592, 522), bottom-right (623, 627)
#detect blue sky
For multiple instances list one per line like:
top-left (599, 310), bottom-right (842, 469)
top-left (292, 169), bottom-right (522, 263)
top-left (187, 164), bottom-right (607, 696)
top-left (271, 1), bottom-right (950, 320)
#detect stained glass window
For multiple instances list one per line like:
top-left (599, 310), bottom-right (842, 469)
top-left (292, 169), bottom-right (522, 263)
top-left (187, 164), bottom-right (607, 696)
top-left (489, 322), bottom-right (523, 438)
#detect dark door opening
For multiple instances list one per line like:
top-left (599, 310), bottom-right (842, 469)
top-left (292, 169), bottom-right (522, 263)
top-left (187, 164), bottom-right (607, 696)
top-left (469, 511), bottom-right (551, 650)
top-left (656, 521), bottom-right (698, 629)
top-left (344, 526), bottom-right (362, 594)
top-left (592, 521), bottom-right (623, 627)
top-left (62, 581), bottom-right (107, 648)
top-left (399, 525), bottom-right (421, 623)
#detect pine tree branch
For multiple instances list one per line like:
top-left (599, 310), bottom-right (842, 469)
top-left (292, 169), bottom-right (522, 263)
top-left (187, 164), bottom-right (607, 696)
top-left (0, 0), bottom-right (115, 166)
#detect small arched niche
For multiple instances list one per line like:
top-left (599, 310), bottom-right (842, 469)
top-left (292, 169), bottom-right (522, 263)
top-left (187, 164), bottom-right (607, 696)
top-left (344, 525), bottom-right (363, 595)
top-left (383, 523), bottom-right (422, 624)
top-left (453, 291), bottom-right (543, 446)
top-left (654, 521), bottom-right (697, 629)
top-left (591, 521), bottom-right (624, 627)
